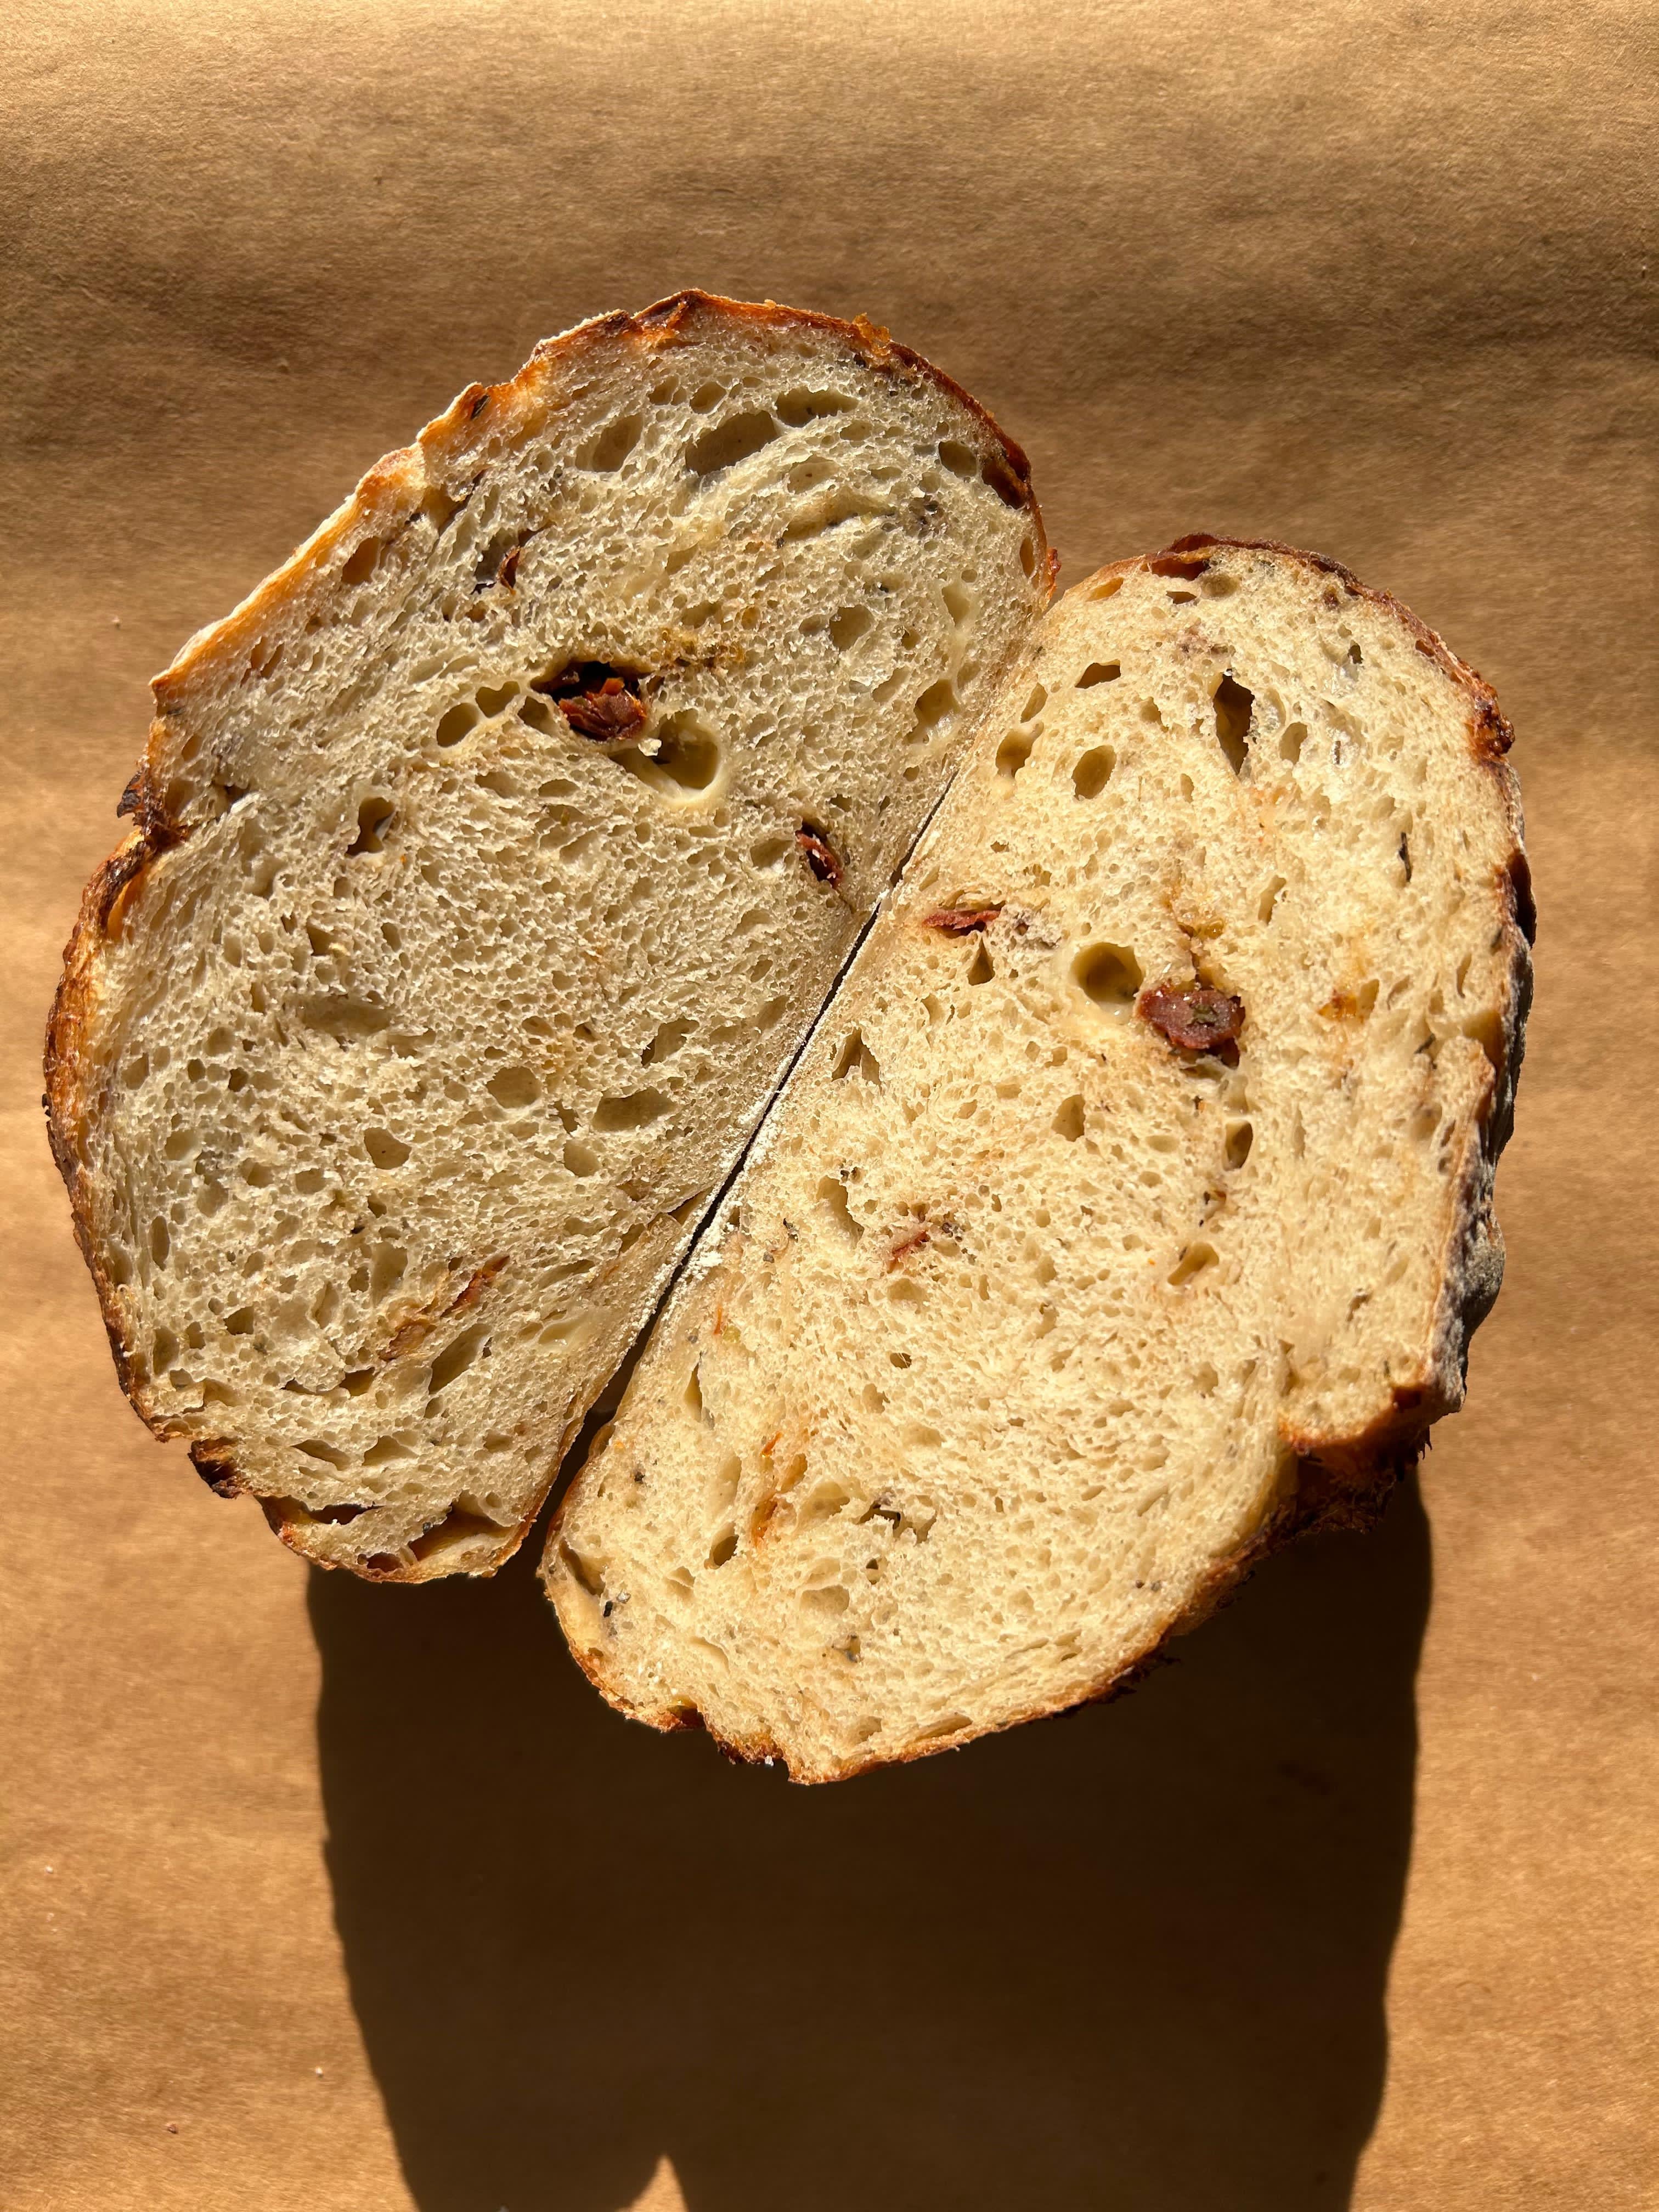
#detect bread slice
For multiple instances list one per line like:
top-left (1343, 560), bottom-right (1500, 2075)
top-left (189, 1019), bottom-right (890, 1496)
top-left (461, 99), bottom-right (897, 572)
top-left (545, 536), bottom-right (1532, 1780)
top-left (45, 291), bottom-right (1049, 1580)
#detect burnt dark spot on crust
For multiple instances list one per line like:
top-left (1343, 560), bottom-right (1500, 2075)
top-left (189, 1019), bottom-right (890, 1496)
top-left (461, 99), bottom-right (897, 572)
top-left (920, 906), bottom-right (1001, 935)
top-left (1138, 982), bottom-right (1246, 1058)
top-left (1471, 698), bottom-right (1515, 761)
top-left (1505, 849), bottom-right (1538, 944)
top-left (116, 770), bottom-right (145, 820)
top-left (979, 450), bottom-right (1028, 510)
top-left (469, 390), bottom-right (490, 420)
top-left (189, 1444), bottom-right (243, 1498)
top-left (638, 294), bottom-right (696, 334)
top-left (797, 827), bottom-right (843, 886)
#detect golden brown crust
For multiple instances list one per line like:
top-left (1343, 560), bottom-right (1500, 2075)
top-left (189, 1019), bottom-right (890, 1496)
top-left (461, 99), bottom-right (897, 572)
top-left (45, 290), bottom-right (1046, 1576)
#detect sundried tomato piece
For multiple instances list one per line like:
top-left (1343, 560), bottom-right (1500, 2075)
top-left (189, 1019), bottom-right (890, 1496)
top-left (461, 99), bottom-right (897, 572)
top-left (1138, 982), bottom-right (1245, 1054)
top-left (559, 678), bottom-right (647, 739)
top-left (797, 828), bottom-right (843, 886)
top-left (920, 906), bottom-right (1002, 934)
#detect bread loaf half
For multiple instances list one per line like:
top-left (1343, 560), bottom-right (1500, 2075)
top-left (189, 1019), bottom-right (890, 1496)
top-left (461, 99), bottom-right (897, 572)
top-left (546, 537), bottom-right (1532, 1779)
top-left (46, 291), bottom-right (1048, 1579)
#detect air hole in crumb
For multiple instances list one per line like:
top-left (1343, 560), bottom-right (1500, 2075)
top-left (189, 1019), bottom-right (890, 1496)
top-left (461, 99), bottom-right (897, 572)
top-left (776, 387), bottom-right (855, 425)
top-left (1020, 685), bottom-right (1047, 721)
top-left (364, 1128), bottom-right (410, 1170)
top-left (300, 994), bottom-right (390, 1042)
top-left (1280, 723), bottom-right (1306, 764)
top-left (347, 795), bottom-right (394, 855)
top-left (967, 943), bottom-right (994, 986)
top-left (817, 1176), bottom-right (865, 1243)
top-left (299, 1438), bottom-right (353, 1468)
top-left (1225, 1119), bottom-right (1254, 1169)
top-left (917, 1712), bottom-right (971, 1742)
top-left (428, 1324), bottom-right (488, 1396)
top-left (937, 439), bottom-right (977, 477)
top-left (410, 1504), bottom-right (505, 1562)
top-left (1019, 535), bottom-right (1038, 577)
top-left (1169, 1242), bottom-right (1219, 1286)
top-left (1073, 941), bottom-right (1143, 1008)
top-left (1201, 573), bottom-right (1239, 597)
top-left (624, 712), bottom-right (721, 795)
top-left (435, 702), bottom-right (478, 747)
top-left (592, 1088), bottom-right (669, 1132)
top-left (1259, 876), bottom-right (1286, 924)
top-left (559, 1541), bottom-right (603, 1594)
top-left (486, 1065), bottom-right (539, 1111)
top-left (1052, 1095), bottom-right (1086, 1141)
top-left (1214, 675), bottom-right (1254, 774)
top-left (686, 409), bottom-right (781, 476)
top-left (644, 1017), bottom-right (692, 1065)
top-left (914, 678), bottom-right (957, 731)
top-left (1077, 662), bottom-right (1120, 689)
top-left (341, 538), bottom-right (380, 587)
top-left (563, 1140), bottom-right (599, 1177)
top-left (831, 1029), bottom-right (882, 1083)
top-left (1073, 746), bottom-right (1115, 799)
top-left (829, 604), bottom-right (873, 650)
top-left (996, 731), bottom-right (1034, 781)
top-left (581, 413), bottom-right (643, 471)
top-left (707, 1526), bottom-right (738, 1568)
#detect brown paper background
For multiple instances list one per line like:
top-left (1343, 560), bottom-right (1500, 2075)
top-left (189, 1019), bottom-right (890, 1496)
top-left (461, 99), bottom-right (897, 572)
top-left (4, 3), bottom-right (1654, 2206)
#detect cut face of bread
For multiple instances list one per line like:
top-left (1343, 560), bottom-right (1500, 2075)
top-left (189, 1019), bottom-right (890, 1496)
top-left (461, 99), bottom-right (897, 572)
top-left (46, 292), bottom-right (1048, 1579)
top-left (546, 537), bottom-right (1532, 1781)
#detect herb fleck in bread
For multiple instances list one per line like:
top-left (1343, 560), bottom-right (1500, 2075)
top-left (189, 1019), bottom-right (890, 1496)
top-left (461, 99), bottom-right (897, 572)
top-left (46, 291), bottom-right (1048, 1579)
top-left (546, 537), bottom-right (1532, 1780)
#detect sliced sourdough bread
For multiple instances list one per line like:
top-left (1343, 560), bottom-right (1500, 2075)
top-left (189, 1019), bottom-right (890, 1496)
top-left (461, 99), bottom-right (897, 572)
top-left (546, 536), bottom-right (1532, 1780)
top-left (46, 291), bottom-right (1049, 1580)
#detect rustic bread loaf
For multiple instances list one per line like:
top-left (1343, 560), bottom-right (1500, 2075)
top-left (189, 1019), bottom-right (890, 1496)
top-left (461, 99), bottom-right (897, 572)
top-left (46, 291), bottom-right (1049, 1579)
top-left (545, 537), bottom-right (1532, 1780)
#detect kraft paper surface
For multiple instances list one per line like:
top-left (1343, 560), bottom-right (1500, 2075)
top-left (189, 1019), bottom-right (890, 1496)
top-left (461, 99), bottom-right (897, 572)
top-left (3, 4), bottom-right (1653, 2207)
